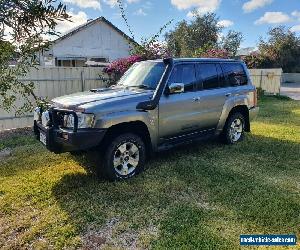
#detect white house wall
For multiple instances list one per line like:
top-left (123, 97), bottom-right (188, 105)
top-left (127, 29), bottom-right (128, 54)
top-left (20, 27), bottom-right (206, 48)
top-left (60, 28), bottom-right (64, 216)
top-left (49, 20), bottom-right (131, 63)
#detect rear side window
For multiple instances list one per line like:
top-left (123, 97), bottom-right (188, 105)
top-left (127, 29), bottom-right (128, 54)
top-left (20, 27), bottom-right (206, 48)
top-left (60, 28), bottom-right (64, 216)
top-left (222, 63), bottom-right (248, 86)
top-left (168, 64), bottom-right (196, 92)
top-left (195, 63), bottom-right (221, 90)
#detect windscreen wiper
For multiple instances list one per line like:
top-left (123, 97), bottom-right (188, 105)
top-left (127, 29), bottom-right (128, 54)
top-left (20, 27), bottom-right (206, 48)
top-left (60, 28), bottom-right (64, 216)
top-left (134, 84), bottom-right (153, 90)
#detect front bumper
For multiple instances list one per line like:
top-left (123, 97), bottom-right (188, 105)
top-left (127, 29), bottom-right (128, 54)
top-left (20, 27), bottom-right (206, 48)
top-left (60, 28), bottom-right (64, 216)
top-left (34, 121), bottom-right (106, 153)
top-left (249, 106), bottom-right (259, 121)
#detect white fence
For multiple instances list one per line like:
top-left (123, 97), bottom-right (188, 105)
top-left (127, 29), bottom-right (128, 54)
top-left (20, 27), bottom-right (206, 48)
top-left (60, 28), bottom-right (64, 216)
top-left (249, 68), bottom-right (282, 94)
top-left (0, 67), bottom-right (109, 131)
top-left (0, 67), bottom-right (282, 131)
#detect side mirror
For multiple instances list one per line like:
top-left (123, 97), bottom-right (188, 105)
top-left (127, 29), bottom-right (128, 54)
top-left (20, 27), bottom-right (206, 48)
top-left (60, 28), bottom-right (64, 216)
top-left (168, 83), bottom-right (185, 94)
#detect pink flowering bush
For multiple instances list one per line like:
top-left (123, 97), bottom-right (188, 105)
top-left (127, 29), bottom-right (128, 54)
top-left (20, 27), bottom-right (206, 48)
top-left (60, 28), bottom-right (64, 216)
top-left (203, 48), bottom-right (230, 58)
top-left (104, 42), bottom-right (172, 83)
top-left (104, 55), bottom-right (143, 75)
top-left (242, 51), bottom-right (275, 69)
top-left (195, 48), bottom-right (230, 59)
top-left (137, 41), bottom-right (172, 60)
top-left (242, 52), bottom-right (263, 69)
top-left (103, 13), bottom-right (173, 83)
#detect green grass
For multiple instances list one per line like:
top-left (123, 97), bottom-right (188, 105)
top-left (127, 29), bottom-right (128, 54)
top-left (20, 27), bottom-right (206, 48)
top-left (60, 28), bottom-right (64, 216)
top-left (0, 134), bottom-right (36, 151)
top-left (0, 96), bottom-right (299, 249)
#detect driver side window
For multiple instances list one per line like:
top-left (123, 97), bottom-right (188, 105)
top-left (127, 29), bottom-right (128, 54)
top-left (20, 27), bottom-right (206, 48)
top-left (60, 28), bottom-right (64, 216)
top-left (168, 64), bottom-right (196, 92)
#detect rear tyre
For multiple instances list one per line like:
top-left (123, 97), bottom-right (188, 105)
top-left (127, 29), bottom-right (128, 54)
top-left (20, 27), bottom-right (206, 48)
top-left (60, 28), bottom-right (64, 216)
top-left (221, 112), bottom-right (245, 145)
top-left (98, 133), bottom-right (146, 181)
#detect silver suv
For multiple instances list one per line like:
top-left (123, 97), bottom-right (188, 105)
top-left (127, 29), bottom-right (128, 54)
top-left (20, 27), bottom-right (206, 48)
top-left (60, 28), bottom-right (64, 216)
top-left (34, 58), bottom-right (259, 180)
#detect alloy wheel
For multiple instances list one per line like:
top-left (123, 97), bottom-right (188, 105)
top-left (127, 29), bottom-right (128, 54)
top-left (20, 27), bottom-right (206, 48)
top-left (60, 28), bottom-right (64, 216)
top-left (113, 142), bottom-right (140, 176)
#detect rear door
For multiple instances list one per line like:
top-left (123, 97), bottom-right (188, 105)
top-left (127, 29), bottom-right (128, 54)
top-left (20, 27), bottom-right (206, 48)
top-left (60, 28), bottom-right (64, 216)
top-left (193, 63), bottom-right (228, 130)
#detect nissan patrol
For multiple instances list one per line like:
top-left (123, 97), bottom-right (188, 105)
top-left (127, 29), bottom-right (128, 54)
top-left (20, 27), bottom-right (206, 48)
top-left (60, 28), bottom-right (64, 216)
top-left (33, 58), bottom-right (259, 180)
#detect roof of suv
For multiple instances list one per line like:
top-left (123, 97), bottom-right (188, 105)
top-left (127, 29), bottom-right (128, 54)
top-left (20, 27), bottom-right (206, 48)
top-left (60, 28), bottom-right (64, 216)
top-left (147, 58), bottom-right (242, 63)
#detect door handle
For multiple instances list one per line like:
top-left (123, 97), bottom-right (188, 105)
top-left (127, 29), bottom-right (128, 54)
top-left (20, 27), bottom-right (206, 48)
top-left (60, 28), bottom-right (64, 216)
top-left (193, 97), bottom-right (201, 102)
top-left (225, 93), bottom-right (232, 97)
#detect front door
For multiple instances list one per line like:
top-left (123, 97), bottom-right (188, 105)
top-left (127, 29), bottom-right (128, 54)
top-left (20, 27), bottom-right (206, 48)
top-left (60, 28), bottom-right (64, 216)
top-left (158, 63), bottom-right (199, 141)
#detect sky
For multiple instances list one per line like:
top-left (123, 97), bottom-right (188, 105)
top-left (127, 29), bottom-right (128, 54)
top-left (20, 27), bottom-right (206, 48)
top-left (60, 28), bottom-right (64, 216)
top-left (56, 0), bottom-right (300, 48)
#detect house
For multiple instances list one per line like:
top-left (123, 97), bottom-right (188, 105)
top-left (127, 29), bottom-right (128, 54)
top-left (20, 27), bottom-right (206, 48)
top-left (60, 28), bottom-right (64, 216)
top-left (236, 47), bottom-right (257, 57)
top-left (38, 17), bottom-right (134, 67)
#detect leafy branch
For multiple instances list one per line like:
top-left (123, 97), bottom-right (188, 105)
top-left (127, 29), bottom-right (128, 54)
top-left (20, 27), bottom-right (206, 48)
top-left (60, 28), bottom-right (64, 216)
top-left (117, 0), bottom-right (172, 57)
top-left (0, 0), bottom-right (70, 115)
top-left (117, 0), bottom-right (135, 40)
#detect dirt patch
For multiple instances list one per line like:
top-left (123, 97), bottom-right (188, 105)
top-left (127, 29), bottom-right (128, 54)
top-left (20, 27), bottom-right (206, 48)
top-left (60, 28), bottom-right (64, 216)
top-left (81, 218), bottom-right (120, 249)
top-left (81, 218), bottom-right (158, 249)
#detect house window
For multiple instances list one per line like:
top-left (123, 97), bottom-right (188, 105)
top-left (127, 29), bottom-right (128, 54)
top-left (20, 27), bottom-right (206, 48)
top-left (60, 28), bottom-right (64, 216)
top-left (55, 58), bottom-right (86, 67)
top-left (90, 57), bottom-right (108, 63)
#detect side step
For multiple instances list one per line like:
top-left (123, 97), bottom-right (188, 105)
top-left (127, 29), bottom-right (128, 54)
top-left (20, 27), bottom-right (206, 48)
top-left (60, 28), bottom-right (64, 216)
top-left (157, 129), bottom-right (216, 151)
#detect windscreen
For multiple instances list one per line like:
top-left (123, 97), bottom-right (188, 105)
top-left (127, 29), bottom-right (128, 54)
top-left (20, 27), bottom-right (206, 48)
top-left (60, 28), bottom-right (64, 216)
top-left (117, 61), bottom-right (166, 90)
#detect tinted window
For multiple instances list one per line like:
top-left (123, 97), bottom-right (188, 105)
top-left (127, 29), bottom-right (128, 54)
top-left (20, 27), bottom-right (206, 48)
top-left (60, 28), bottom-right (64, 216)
top-left (216, 64), bottom-right (226, 87)
top-left (197, 64), bottom-right (219, 90)
top-left (222, 63), bottom-right (248, 86)
top-left (168, 64), bottom-right (195, 92)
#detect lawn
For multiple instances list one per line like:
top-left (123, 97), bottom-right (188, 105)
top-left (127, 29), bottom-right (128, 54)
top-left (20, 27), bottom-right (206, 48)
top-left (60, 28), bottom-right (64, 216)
top-left (0, 96), bottom-right (299, 249)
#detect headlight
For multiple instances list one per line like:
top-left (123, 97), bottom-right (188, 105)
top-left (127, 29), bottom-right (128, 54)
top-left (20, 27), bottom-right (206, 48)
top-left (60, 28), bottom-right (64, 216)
top-left (41, 111), bottom-right (51, 127)
top-left (64, 113), bottom-right (95, 129)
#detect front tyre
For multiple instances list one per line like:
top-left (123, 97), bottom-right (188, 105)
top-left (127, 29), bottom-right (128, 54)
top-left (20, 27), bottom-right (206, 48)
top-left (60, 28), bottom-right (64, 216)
top-left (100, 133), bottom-right (146, 181)
top-left (222, 112), bottom-right (245, 144)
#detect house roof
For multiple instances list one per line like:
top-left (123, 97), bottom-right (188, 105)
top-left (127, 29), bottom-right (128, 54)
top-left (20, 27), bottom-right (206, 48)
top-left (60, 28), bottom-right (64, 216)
top-left (53, 16), bottom-right (136, 45)
top-left (236, 47), bottom-right (256, 56)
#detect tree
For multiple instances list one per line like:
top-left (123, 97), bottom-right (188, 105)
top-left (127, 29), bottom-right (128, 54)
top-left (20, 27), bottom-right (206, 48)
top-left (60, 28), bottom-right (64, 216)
top-left (165, 12), bottom-right (222, 57)
top-left (220, 30), bottom-right (243, 56)
top-left (0, 0), bottom-right (69, 114)
top-left (165, 12), bottom-right (243, 58)
top-left (259, 26), bottom-right (300, 72)
top-left (244, 26), bottom-right (300, 71)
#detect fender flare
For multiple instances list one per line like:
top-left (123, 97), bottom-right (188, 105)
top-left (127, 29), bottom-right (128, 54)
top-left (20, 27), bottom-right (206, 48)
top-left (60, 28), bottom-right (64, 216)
top-left (94, 110), bottom-right (158, 150)
top-left (216, 96), bottom-right (249, 134)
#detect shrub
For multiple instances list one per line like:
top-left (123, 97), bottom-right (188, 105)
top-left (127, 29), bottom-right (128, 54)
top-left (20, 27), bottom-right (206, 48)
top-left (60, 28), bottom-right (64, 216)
top-left (194, 47), bottom-right (230, 58)
top-left (256, 87), bottom-right (265, 99)
top-left (242, 52), bottom-right (270, 69)
top-left (103, 55), bottom-right (143, 76)
top-left (133, 41), bottom-right (171, 60)
top-left (104, 42), bottom-right (171, 80)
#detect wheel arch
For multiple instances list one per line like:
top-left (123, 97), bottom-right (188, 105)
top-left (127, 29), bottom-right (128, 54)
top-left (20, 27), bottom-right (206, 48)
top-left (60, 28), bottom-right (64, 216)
top-left (226, 105), bottom-right (250, 132)
top-left (102, 121), bottom-right (153, 157)
top-left (216, 94), bottom-right (251, 134)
